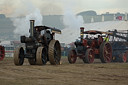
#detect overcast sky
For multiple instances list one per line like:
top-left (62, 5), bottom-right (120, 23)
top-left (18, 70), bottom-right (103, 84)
top-left (0, 0), bottom-right (128, 16)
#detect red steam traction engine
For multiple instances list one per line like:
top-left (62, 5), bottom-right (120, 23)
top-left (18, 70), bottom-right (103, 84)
top-left (68, 27), bottom-right (112, 64)
top-left (0, 45), bottom-right (5, 61)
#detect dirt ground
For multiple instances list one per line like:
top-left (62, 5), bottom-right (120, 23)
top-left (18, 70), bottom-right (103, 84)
top-left (0, 57), bottom-right (128, 85)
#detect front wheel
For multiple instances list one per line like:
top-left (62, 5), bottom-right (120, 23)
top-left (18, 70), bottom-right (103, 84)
top-left (68, 49), bottom-right (77, 64)
top-left (0, 46), bottom-right (5, 61)
top-left (83, 49), bottom-right (94, 63)
top-left (14, 47), bottom-right (24, 66)
top-left (36, 47), bottom-right (47, 65)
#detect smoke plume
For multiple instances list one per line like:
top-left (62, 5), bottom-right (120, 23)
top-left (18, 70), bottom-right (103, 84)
top-left (56, 3), bottom-right (84, 44)
top-left (11, 0), bottom-right (43, 36)
top-left (63, 9), bottom-right (84, 29)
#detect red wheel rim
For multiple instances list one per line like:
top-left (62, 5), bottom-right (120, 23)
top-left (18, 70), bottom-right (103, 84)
top-left (0, 46), bottom-right (5, 61)
top-left (103, 43), bottom-right (112, 62)
top-left (123, 53), bottom-right (127, 63)
top-left (88, 50), bottom-right (94, 63)
top-left (69, 50), bottom-right (77, 63)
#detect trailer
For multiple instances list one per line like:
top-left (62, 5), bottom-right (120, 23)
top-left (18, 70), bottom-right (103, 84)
top-left (108, 29), bottom-right (128, 62)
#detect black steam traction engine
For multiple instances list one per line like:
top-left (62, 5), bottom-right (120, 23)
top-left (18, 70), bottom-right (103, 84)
top-left (14, 20), bottom-right (61, 65)
top-left (68, 27), bottom-right (112, 64)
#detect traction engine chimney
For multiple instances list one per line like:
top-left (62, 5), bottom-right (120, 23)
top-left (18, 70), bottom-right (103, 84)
top-left (30, 20), bottom-right (35, 37)
top-left (80, 27), bottom-right (84, 42)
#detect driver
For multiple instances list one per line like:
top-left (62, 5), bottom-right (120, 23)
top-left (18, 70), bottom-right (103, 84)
top-left (104, 35), bottom-right (109, 42)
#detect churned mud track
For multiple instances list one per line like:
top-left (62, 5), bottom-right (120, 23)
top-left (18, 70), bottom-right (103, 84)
top-left (0, 57), bottom-right (128, 85)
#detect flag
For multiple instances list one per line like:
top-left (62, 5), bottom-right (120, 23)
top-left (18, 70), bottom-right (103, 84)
top-left (116, 16), bottom-right (122, 20)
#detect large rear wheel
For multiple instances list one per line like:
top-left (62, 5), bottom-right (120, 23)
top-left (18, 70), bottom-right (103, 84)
top-left (83, 49), bottom-right (94, 63)
top-left (36, 47), bottom-right (47, 65)
top-left (14, 47), bottom-right (24, 65)
top-left (100, 42), bottom-right (112, 63)
top-left (0, 46), bottom-right (5, 61)
top-left (68, 49), bottom-right (77, 64)
top-left (48, 40), bottom-right (61, 65)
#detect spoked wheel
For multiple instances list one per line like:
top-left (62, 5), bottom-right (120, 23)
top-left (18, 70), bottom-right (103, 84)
top-left (0, 46), bottom-right (5, 61)
top-left (68, 49), bottom-right (77, 64)
top-left (28, 58), bottom-right (36, 65)
top-left (14, 47), bottom-right (24, 66)
top-left (48, 40), bottom-right (61, 65)
top-left (100, 42), bottom-right (112, 63)
top-left (126, 51), bottom-right (128, 62)
top-left (83, 49), bottom-right (94, 63)
top-left (36, 47), bottom-right (47, 65)
top-left (119, 53), bottom-right (127, 63)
